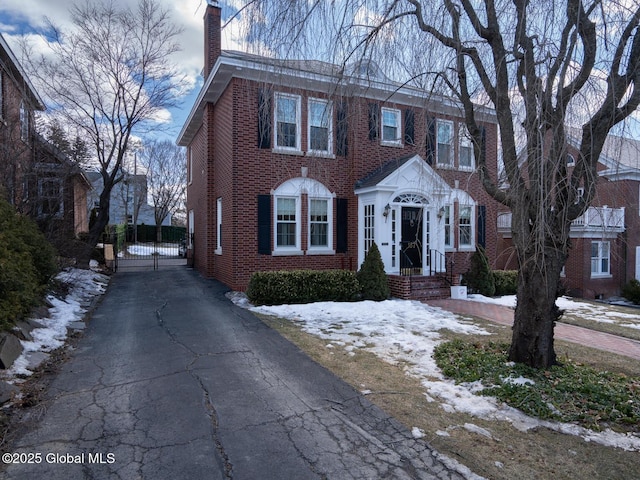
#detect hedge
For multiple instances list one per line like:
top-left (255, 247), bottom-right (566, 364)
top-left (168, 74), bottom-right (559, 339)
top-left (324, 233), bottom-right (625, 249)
top-left (0, 199), bottom-right (58, 331)
top-left (622, 279), bottom-right (640, 304)
top-left (246, 269), bottom-right (360, 306)
top-left (493, 270), bottom-right (518, 296)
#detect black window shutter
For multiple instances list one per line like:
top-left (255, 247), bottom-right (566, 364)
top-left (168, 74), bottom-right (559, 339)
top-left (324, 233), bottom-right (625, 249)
top-left (258, 89), bottom-right (272, 149)
top-left (404, 109), bottom-right (415, 145)
top-left (257, 194), bottom-right (271, 254)
top-left (426, 116), bottom-right (436, 165)
top-left (368, 103), bottom-right (379, 140)
top-left (336, 198), bottom-right (348, 253)
top-left (337, 102), bottom-right (348, 156)
top-left (477, 205), bottom-right (486, 249)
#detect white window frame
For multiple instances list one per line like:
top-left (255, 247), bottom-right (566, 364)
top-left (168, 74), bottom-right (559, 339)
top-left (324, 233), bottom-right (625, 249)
top-left (188, 147), bottom-right (193, 185)
top-left (274, 196), bottom-right (301, 253)
top-left (436, 119), bottom-right (454, 167)
top-left (364, 204), bottom-right (375, 254)
top-left (0, 73), bottom-right (4, 121)
top-left (591, 241), bottom-right (611, 277)
top-left (443, 205), bottom-right (453, 248)
top-left (308, 197), bottom-right (334, 254)
top-left (307, 98), bottom-right (333, 155)
top-left (215, 197), bottom-right (222, 254)
top-left (188, 210), bottom-right (194, 248)
top-left (458, 124), bottom-right (475, 171)
top-left (381, 107), bottom-right (402, 146)
top-left (458, 204), bottom-right (475, 250)
top-left (274, 92), bottom-right (301, 153)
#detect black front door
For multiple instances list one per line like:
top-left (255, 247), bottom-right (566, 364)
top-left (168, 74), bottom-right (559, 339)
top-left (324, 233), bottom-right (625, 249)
top-left (401, 207), bottom-right (423, 274)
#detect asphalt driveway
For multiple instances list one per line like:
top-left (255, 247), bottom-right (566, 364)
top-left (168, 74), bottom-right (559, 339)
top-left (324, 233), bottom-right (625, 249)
top-left (2, 268), bottom-right (468, 480)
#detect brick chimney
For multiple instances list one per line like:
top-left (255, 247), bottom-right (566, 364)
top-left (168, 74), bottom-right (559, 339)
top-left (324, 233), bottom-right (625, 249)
top-left (204, 2), bottom-right (222, 78)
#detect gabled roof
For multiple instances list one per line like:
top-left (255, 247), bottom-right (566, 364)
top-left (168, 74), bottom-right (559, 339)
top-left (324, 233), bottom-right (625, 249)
top-left (177, 50), bottom-right (496, 147)
top-left (34, 133), bottom-right (91, 188)
top-left (0, 33), bottom-right (45, 111)
top-left (354, 154), bottom-right (451, 197)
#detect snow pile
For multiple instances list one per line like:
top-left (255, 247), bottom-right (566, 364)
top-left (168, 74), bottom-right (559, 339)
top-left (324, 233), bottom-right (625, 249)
top-left (240, 296), bottom-right (640, 452)
top-left (5, 268), bottom-right (109, 379)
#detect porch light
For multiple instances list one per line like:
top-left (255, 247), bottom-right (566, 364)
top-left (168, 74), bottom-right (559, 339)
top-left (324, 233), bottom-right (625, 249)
top-left (437, 207), bottom-right (446, 219)
top-left (383, 203), bottom-right (391, 220)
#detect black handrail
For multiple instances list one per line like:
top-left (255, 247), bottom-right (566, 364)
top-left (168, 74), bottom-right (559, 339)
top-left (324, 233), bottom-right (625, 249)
top-left (429, 249), bottom-right (455, 285)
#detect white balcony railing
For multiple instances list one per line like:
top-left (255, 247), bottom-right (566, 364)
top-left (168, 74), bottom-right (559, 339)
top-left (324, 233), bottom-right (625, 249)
top-left (497, 206), bottom-right (625, 233)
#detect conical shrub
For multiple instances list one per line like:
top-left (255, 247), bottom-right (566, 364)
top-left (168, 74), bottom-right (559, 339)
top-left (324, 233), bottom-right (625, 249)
top-left (357, 242), bottom-right (390, 301)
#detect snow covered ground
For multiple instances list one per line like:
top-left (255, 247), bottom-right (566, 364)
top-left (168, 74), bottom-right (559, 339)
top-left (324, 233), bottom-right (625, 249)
top-left (3, 272), bottom-right (638, 452)
top-left (118, 244), bottom-right (179, 257)
top-left (467, 293), bottom-right (640, 329)
top-left (228, 293), bottom-right (640, 452)
top-left (2, 265), bottom-right (109, 380)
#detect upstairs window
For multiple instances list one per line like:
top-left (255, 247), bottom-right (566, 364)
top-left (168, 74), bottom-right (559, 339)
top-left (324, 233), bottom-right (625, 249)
top-left (308, 98), bottom-right (332, 154)
top-left (38, 177), bottom-right (63, 217)
top-left (459, 125), bottom-right (475, 170)
top-left (437, 120), bottom-right (453, 166)
top-left (275, 93), bottom-right (301, 151)
top-left (381, 107), bottom-right (401, 145)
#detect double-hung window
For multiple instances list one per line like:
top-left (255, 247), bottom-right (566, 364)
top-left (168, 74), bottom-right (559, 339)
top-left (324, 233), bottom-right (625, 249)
top-left (591, 241), bottom-right (610, 276)
top-left (309, 198), bottom-right (331, 250)
top-left (459, 205), bottom-right (473, 248)
top-left (275, 93), bottom-right (301, 151)
top-left (276, 197), bottom-right (298, 250)
top-left (38, 177), bottom-right (63, 218)
top-left (308, 98), bottom-right (332, 154)
top-left (381, 108), bottom-right (401, 145)
top-left (216, 197), bottom-right (222, 254)
top-left (459, 125), bottom-right (475, 170)
top-left (0, 73), bottom-right (4, 120)
top-left (437, 120), bottom-right (453, 166)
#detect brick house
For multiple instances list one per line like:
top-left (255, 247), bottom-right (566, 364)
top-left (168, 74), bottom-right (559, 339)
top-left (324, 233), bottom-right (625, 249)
top-left (1, 33), bottom-right (91, 256)
top-left (177, 4), bottom-right (502, 298)
top-left (496, 131), bottom-right (639, 299)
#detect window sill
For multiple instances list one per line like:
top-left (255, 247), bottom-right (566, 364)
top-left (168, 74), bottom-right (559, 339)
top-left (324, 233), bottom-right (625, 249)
top-left (436, 163), bottom-right (455, 170)
top-left (306, 151), bottom-right (335, 159)
top-left (272, 249), bottom-right (304, 256)
top-left (214, 248), bottom-right (222, 255)
top-left (307, 248), bottom-right (335, 255)
top-left (381, 141), bottom-right (404, 148)
top-left (590, 274), bottom-right (612, 279)
top-left (458, 246), bottom-right (476, 252)
top-left (458, 166), bottom-right (475, 172)
top-left (273, 148), bottom-right (304, 156)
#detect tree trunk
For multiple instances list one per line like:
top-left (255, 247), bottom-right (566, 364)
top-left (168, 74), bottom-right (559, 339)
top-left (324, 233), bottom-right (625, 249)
top-left (76, 181), bottom-right (113, 268)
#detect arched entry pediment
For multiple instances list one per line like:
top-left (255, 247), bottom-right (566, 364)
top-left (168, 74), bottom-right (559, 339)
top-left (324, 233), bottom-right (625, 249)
top-left (393, 193), bottom-right (429, 205)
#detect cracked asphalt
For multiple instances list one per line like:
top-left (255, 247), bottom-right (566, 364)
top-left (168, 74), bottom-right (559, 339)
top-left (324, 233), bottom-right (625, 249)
top-left (2, 268), bottom-right (469, 480)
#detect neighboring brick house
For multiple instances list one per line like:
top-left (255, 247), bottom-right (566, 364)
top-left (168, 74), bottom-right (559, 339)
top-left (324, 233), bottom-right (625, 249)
top-left (177, 4), bottom-right (502, 298)
top-left (32, 133), bottom-right (91, 256)
top-left (496, 131), bottom-right (639, 299)
top-left (0, 32), bottom-right (45, 210)
top-left (1, 33), bottom-right (91, 256)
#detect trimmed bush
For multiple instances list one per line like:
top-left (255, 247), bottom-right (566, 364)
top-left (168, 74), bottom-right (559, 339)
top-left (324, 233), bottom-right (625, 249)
top-left (357, 242), bottom-right (390, 301)
top-left (246, 269), bottom-right (359, 306)
top-left (493, 270), bottom-right (518, 296)
top-left (0, 199), bottom-right (58, 331)
top-left (622, 279), bottom-right (640, 304)
top-left (462, 245), bottom-right (496, 296)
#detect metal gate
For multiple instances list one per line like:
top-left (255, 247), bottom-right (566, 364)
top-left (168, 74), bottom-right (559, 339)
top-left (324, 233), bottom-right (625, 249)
top-left (108, 224), bottom-right (187, 271)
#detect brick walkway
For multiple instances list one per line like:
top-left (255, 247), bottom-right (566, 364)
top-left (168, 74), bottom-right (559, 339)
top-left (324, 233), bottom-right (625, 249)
top-left (427, 299), bottom-right (640, 361)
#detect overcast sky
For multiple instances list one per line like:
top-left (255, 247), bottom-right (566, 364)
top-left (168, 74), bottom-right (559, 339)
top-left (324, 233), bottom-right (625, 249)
top-left (0, 0), bottom-right (243, 144)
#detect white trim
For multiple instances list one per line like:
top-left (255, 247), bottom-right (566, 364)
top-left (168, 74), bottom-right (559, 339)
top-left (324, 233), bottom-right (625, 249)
top-left (436, 119), bottom-right (454, 167)
top-left (307, 97), bottom-right (333, 155)
top-left (381, 107), bottom-right (402, 146)
top-left (215, 197), bottom-right (222, 255)
top-left (274, 92), bottom-right (302, 153)
top-left (458, 123), bottom-right (476, 171)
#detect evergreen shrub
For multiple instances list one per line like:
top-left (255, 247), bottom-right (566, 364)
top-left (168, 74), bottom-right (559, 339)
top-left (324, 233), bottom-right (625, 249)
top-left (621, 279), bottom-right (640, 304)
top-left (462, 245), bottom-right (496, 296)
top-left (0, 199), bottom-right (58, 330)
top-left (246, 269), bottom-right (360, 306)
top-left (493, 270), bottom-right (518, 296)
top-left (357, 242), bottom-right (390, 301)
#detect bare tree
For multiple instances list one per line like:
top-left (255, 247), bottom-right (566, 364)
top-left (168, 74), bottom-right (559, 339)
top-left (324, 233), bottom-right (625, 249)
top-left (138, 140), bottom-right (186, 242)
top-left (23, 0), bottom-right (184, 265)
top-left (245, 0), bottom-right (640, 368)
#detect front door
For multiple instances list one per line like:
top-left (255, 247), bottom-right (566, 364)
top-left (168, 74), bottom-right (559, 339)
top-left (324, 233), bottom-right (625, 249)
top-left (401, 207), bottom-right (423, 274)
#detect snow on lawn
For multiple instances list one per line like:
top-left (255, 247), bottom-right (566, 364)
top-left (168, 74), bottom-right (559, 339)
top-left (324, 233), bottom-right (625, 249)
top-left (466, 294), bottom-right (640, 329)
top-left (237, 296), bottom-right (640, 452)
top-left (4, 267), bottom-right (109, 379)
